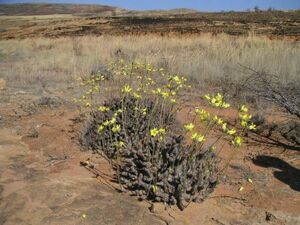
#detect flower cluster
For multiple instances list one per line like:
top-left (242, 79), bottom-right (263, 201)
top-left (184, 123), bottom-right (195, 131)
top-left (191, 132), bottom-right (206, 143)
top-left (211, 114), bottom-right (243, 148)
top-left (77, 60), bottom-right (255, 209)
top-left (150, 128), bottom-right (166, 141)
top-left (239, 105), bottom-right (256, 130)
top-left (167, 75), bottom-right (187, 90)
top-left (122, 84), bottom-right (132, 94)
top-left (98, 106), bottom-right (110, 112)
top-left (204, 93), bottom-right (230, 108)
top-left (183, 93), bottom-right (256, 149)
top-left (97, 109), bottom-right (123, 134)
top-left (195, 109), bottom-right (210, 121)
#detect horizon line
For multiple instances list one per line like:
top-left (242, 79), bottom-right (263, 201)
top-left (1, 2), bottom-right (300, 13)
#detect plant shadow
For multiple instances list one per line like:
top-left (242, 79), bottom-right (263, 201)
top-left (252, 155), bottom-right (300, 192)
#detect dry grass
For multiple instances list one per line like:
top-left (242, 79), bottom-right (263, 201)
top-left (0, 34), bottom-right (299, 87)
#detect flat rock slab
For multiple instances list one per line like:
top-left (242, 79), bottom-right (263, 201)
top-left (0, 124), bottom-right (165, 225)
top-left (0, 93), bottom-right (299, 225)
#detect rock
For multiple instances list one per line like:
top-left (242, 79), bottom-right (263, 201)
top-left (14, 91), bottom-right (26, 95)
top-left (26, 127), bottom-right (39, 138)
top-left (34, 96), bottom-right (64, 108)
top-left (0, 79), bottom-right (6, 90)
top-left (149, 203), bottom-right (166, 214)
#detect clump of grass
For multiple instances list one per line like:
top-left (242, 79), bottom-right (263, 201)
top-left (79, 60), bottom-right (256, 210)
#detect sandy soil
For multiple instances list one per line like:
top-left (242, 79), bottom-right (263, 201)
top-left (0, 86), bottom-right (299, 225)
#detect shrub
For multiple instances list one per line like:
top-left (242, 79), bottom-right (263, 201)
top-left (78, 60), bottom-right (255, 209)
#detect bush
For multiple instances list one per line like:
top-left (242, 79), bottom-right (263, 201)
top-left (81, 96), bottom-right (217, 209)
top-left (78, 60), bottom-right (255, 209)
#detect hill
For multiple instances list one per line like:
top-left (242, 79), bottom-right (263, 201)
top-left (0, 4), bottom-right (299, 39)
top-left (0, 3), bottom-right (125, 16)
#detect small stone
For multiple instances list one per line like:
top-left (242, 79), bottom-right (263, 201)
top-left (14, 91), bottom-right (26, 95)
top-left (149, 203), bottom-right (166, 214)
top-left (26, 127), bottom-right (39, 138)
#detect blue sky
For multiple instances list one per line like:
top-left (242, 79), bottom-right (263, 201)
top-left (1, 0), bottom-right (300, 11)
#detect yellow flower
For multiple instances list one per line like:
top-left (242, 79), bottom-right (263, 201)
top-left (93, 86), bottom-right (100, 92)
top-left (142, 108), bottom-right (147, 116)
top-left (191, 133), bottom-right (198, 140)
top-left (103, 120), bottom-right (110, 126)
top-left (115, 141), bottom-right (125, 148)
top-left (112, 124), bottom-right (121, 133)
top-left (222, 123), bottom-right (227, 131)
top-left (239, 105), bottom-right (248, 113)
top-left (170, 98), bottom-right (176, 104)
top-left (85, 102), bottom-right (91, 107)
top-left (204, 94), bottom-right (211, 101)
top-left (172, 75), bottom-right (182, 85)
top-left (209, 145), bottom-right (216, 151)
top-left (240, 113), bottom-right (252, 121)
top-left (212, 99), bottom-right (222, 107)
top-left (184, 123), bottom-right (195, 132)
top-left (151, 184), bottom-right (158, 193)
top-left (110, 117), bottom-right (116, 124)
top-left (132, 92), bottom-right (141, 99)
top-left (195, 109), bottom-right (210, 121)
top-left (197, 135), bottom-right (206, 143)
top-left (227, 128), bottom-right (237, 135)
top-left (158, 128), bottom-right (166, 136)
top-left (215, 93), bottom-right (223, 101)
top-left (152, 88), bottom-right (162, 95)
top-left (122, 84), bottom-right (132, 93)
top-left (116, 109), bottom-right (123, 113)
top-left (191, 133), bottom-right (206, 143)
top-left (240, 120), bottom-right (248, 127)
top-left (150, 128), bottom-right (166, 139)
top-left (82, 214), bottom-right (87, 219)
top-left (207, 93), bottom-right (230, 109)
top-left (221, 102), bottom-right (230, 109)
top-left (161, 91), bottom-right (170, 99)
top-left (98, 106), bottom-right (110, 112)
top-left (217, 118), bottom-right (224, 125)
top-left (150, 128), bottom-right (159, 137)
top-left (248, 123), bottom-right (257, 130)
top-left (97, 125), bottom-right (105, 133)
top-left (232, 136), bottom-right (243, 147)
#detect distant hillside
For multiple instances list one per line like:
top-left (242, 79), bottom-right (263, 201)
top-left (127, 8), bottom-right (198, 16)
top-left (0, 3), bottom-right (299, 39)
top-left (0, 3), bottom-right (125, 16)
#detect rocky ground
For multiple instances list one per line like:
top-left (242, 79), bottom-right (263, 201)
top-left (0, 85), bottom-right (299, 225)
